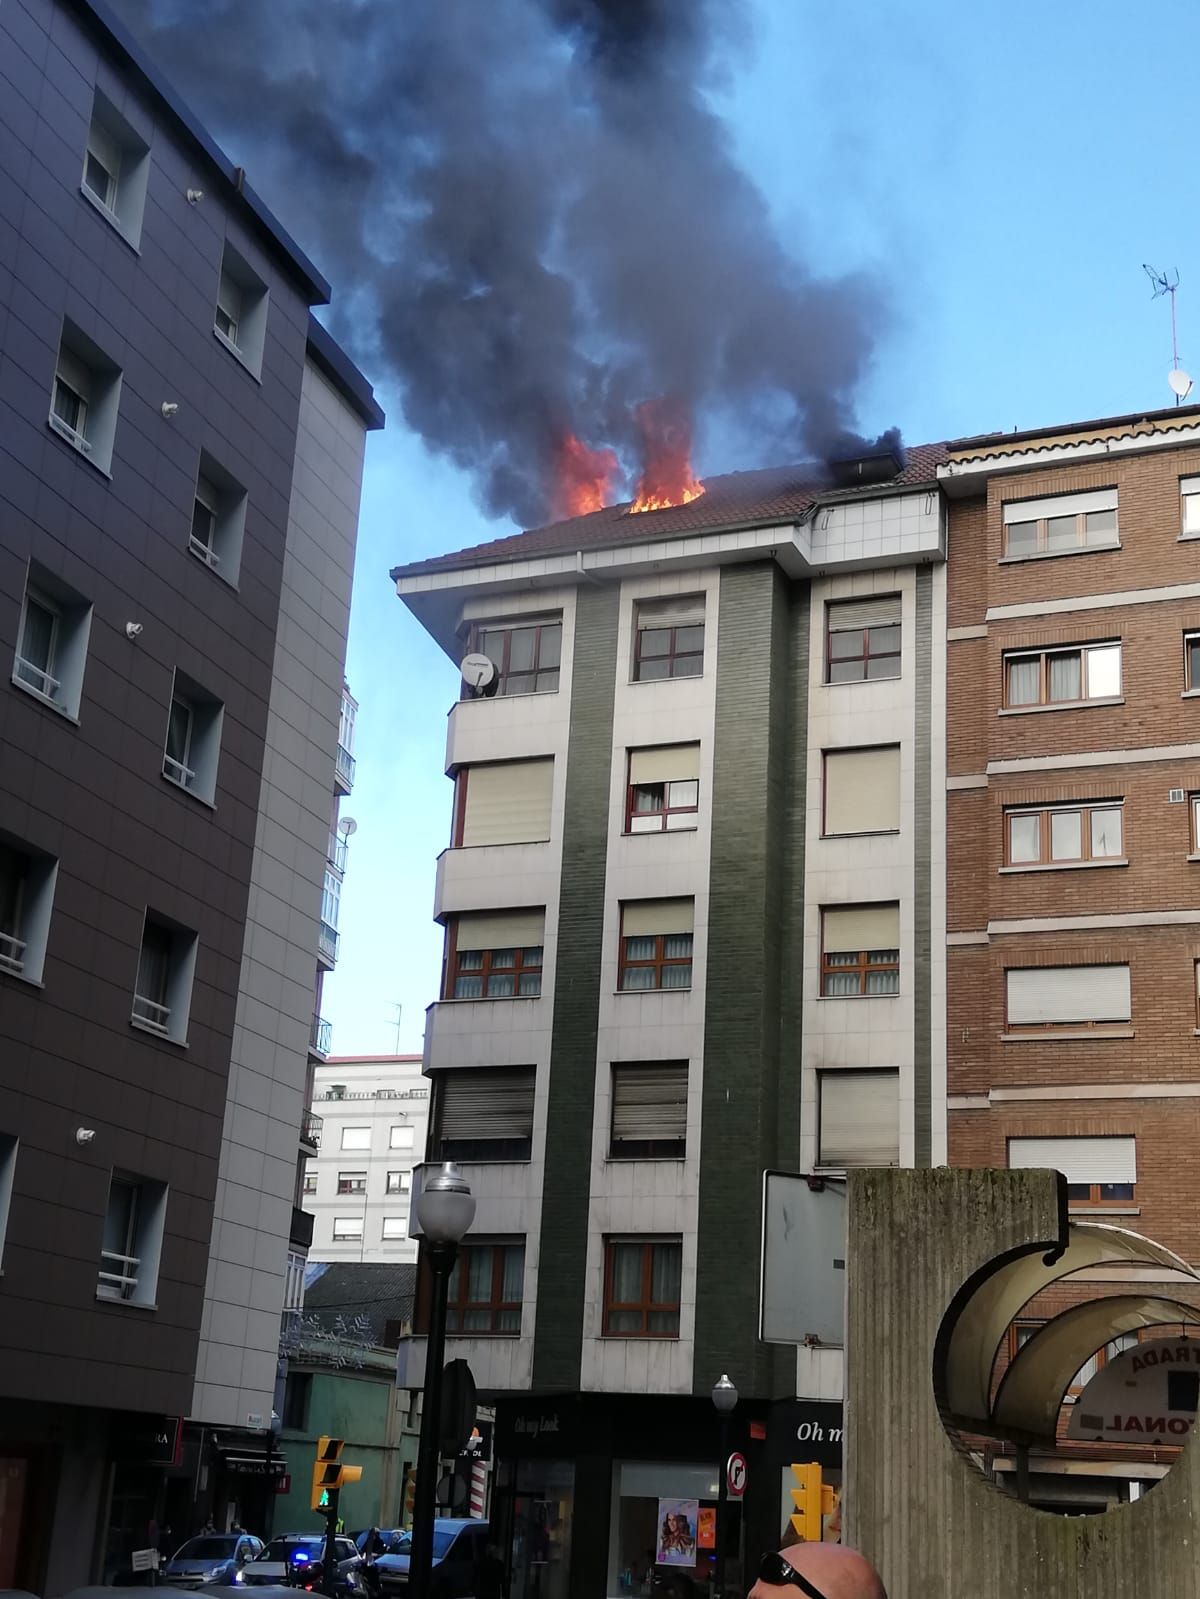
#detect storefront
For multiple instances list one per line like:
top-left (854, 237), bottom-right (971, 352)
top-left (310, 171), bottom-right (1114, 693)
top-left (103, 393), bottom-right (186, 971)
top-left (760, 1399), bottom-right (843, 1549)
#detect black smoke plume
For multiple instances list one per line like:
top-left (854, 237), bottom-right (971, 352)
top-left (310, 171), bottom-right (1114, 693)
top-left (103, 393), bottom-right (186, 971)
top-left (112, 0), bottom-right (890, 526)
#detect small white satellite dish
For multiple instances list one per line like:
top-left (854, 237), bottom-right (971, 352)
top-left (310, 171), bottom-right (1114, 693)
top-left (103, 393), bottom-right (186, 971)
top-left (339, 816), bottom-right (358, 837)
top-left (461, 652), bottom-right (499, 695)
top-left (1170, 368), bottom-right (1194, 400)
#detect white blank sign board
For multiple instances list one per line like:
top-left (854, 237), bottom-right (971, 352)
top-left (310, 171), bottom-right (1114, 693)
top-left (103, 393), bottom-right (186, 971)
top-left (760, 1170), bottom-right (847, 1347)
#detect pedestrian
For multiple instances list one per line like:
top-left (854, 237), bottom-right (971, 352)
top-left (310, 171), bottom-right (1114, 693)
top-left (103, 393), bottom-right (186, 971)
top-left (748, 1543), bottom-right (887, 1599)
top-left (202, 1517), bottom-right (216, 1535)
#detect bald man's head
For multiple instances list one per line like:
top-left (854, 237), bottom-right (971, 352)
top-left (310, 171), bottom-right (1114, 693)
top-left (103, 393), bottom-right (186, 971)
top-left (748, 1541), bottom-right (887, 1599)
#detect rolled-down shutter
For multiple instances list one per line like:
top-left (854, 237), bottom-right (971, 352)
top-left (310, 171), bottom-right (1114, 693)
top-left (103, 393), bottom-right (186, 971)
top-left (824, 746), bottom-right (901, 834)
top-left (1006, 965), bottom-right (1130, 1025)
top-left (612, 1063), bottom-right (688, 1143)
top-left (454, 909), bottom-right (545, 952)
top-left (1008, 1136), bottom-right (1136, 1186)
top-left (1002, 488), bottom-right (1118, 523)
top-left (636, 595), bottom-right (705, 630)
top-left (818, 1071), bottom-right (900, 1167)
top-left (461, 759), bottom-right (553, 846)
top-left (629, 744), bottom-right (701, 784)
top-left (622, 898), bottom-right (695, 937)
top-left (823, 904), bottom-right (900, 954)
top-left (827, 594), bottom-right (901, 632)
top-left (437, 1068), bottom-right (535, 1141)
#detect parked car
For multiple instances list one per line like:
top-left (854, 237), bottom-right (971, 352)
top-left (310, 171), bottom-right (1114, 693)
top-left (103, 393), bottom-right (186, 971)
top-left (373, 1520), bottom-right (491, 1597)
top-left (352, 1530), bottom-right (409, 1557)
top-left (163, 1535), bottom-right (264, 1588)
top-left (237, 1535), bottom-right (365, 1595)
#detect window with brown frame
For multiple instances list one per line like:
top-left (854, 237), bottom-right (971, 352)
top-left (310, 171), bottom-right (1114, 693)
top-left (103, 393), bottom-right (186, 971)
top-left (1066, 1180), bottom-right (1135, 1206)
top-left (445, 1240), bottom-right (524, 1334)
top-left (1186, 632), bottom-right (1200, 691)
top-left (602, 1237), bottom-right (682, 1337)
top-left (446, 910), bottom-right (545, 999)
top-left (1002, 498), bottom-right (1118, 559)
top-left (1004, 802), bottom-right (1124, 867)
top-left (1007, 1319), bottom-right (1140, 1397)
top-left (825, 595), bottom-right (901, 684)
top-left (820, 905), bottom-right (900, 996)
top-left (633, 597), bottom-right (705, 681)
top-left (336, 1170), bottom-right (366, 1195)
top-left (618, 900), bottom-right (694, 991)
top-left (1005, 965), bottom-right (1131, 1030)
top-left (467, 618), bottom-right (561, 697)
top-left (1191, 795), bottom-right (1200, 855)
top-left (626, 745), bottom-right (700, 833)
top-left (1002, 642), bottom-right (1122, 708)
top-left (430, 1066), bottom-right (535, 1162)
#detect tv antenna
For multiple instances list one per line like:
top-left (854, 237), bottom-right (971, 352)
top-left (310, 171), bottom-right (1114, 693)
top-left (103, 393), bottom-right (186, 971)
top-left (1144, 264), bottom-right (1193, 403)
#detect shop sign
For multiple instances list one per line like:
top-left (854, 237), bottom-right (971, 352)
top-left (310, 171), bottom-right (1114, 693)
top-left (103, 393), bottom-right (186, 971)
top-left (765, 1401), bottom-right (843, 1469)
top-left (275, 1474), bottom-right (292, 1495)
top-left (459, 1421), bottom-right (493, 1462)
top-left (498, 1398), bottom-right (579, 1456)
top-left (115, 1414), bottom-right (184, 1467)
top-left (226, 1456), bottom-right (288, 1477)
top-left (1068, 1337), bottom-right (1200, 1445)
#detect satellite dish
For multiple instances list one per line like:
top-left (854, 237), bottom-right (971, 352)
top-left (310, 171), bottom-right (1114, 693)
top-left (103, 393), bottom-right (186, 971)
top-left (1170, 368), bottom-right (1194, 400)
top-left (460, 652), bottom-right (499, 696)
top-left (339, 816), bottom-right (358, 837)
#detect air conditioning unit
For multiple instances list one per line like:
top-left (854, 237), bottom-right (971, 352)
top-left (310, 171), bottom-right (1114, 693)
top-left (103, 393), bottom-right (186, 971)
top-left (1169, 789), bottom-right (1186, 804)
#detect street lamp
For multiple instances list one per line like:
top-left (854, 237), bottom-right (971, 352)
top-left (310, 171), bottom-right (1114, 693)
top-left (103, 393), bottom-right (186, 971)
top-left (711, 1374), bottom-right (738, 1599)
top-left (409, 1164), bottom-right (475, 1599)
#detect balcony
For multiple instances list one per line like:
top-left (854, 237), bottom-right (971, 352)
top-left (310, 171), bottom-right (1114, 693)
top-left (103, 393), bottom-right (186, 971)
top-left (327, 831), bottom-right (348, 875)
top-left (318, 920), bottom-right (340, 966)
top-left (290, 1205), bottom-right (315, 1251)
top-left (334, 742), bottom-right (356, 793)
top-left (300, 1110), bottom-right (323, 1152)
top-left (309, 1014), bottom-right (332, 1058)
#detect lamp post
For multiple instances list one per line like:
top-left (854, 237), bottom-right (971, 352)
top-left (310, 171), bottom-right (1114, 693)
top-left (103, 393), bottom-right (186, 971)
top-left (711, 1374), bottom-right (738, 1599)
top-left (409, 1164), bottom-right (475, 1599)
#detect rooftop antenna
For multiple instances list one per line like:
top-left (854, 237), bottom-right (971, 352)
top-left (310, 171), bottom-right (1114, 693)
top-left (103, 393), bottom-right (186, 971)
top-left (388, 1001), bottom-right (402, 1054)
top-left (1144, 263), bottom-right (1193, 403)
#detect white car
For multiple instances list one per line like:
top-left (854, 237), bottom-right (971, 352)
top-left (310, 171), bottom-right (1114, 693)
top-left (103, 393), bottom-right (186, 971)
top-left (237, 1534), bottom-right (365, 1592)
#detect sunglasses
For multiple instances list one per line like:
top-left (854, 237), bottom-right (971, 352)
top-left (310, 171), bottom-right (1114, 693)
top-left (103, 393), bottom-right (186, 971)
top-left (756, 1550), bottom-right (832, 1598)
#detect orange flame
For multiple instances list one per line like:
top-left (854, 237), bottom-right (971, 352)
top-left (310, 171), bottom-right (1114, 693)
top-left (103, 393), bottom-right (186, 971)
top-left (551, 432), bottom-right (620, 520)
top-left (629, 395), bottom-right (704, 513)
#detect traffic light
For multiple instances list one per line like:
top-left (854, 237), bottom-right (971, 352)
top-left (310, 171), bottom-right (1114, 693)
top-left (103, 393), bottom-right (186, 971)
top-left (311, 1437), bottom-right (364, 1510)
top-left (790, 1462), bottom-right (837, 1541)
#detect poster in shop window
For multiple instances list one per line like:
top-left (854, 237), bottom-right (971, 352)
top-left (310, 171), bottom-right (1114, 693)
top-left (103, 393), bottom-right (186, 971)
top-left (696, 1507), bottom-right (716, 1550)
top-left (656, 1498), bottom-right (699, 1567)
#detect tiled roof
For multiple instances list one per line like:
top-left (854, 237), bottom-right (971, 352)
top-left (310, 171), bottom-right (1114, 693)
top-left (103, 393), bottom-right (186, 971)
top-left (302, 1261), bottom-right (417, 1346)
top-left (391, 441), bottom-right (951, 580)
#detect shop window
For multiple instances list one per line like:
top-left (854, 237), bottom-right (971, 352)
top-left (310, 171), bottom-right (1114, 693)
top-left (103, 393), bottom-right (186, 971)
top-left (431, 1067), bottom-right (534, 1162)
top-left (609, 1461), bottom-right (727, 1599)
top-left (633, 596), bottom-right (705, 681)
top-left (825, 594), bottom-right (901, 683)
top-left (619, 900), bottom-right (693, 991)
top-left (1003, 642), bottom-right (1122, 709)
top-left (466, 617), bottom-right (561, 697)
top-left (820, 905), bottom-right (900, 996)
top-left (603, 1237), bottom-right (682, 1337)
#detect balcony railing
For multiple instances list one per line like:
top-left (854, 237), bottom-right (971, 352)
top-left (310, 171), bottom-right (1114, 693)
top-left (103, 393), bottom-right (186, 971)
top-left (0, 930), bottom-right (27, 976)
top-left (300, 1110), bottom-right (323, 1151)
top-left (97, 1249), bottom-right (140, 1300)
top-left (310, 1014), bottom-right (332, 1056)
top-left (327, 831), bottom-right (348, 874)
top-left (132, 994), bottom-right (171, 1033)
top-left (335, 742), bottom-right (357, 789)
top-left (318, 921), bottom-right (340, 963)
top-left (316, 1086), bottom-right (430, 1102)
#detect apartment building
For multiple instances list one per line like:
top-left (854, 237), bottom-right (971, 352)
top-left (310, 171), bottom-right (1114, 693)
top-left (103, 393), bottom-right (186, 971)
top-left (941, 404), bottom-right (1200, 1512)
top-left (304, 1055), bottom-right (429, 1264)
top-left (392, 445), bottom-right (949, 1597)
top-left (0, 0), bottom-right (380, 1585)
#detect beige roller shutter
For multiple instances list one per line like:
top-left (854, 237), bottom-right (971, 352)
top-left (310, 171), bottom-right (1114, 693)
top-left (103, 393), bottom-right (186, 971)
top-left (822, 904), bottom-right (899, 953)
top-left (827, 594), bottom-right (901, 632)
top-left (455, 909), bottom-right (545, 951)
top-left (1008, 1135), bottom-right (1136, 1185)
top-left (824, 746), bottom-right (901, 835)
top-left (629, 744), bottom-right (701, 784)
top-left (818, 1070), bottom-right (900, 1166)
top-left (636, 595), bottom-right (705, 629)
top-left (1002, 488), bottom-right (1118, 524)
top-left (461, 758), bottom-right (553, 846)
top-left (1006, 965), bottom-right (1130, 1026)
top-left (622, 898), bottom-right (695, 937)
top-left (611, 1063), bottom-right (688, 1144)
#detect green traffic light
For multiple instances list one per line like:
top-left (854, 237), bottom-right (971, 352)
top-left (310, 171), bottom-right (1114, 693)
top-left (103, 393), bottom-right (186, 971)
top-left (319, 1490), bottom-right (330, 1508)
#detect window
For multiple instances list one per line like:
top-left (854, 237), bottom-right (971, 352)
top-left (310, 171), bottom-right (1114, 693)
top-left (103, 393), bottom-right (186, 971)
top-left (390, 1125), bottom-right (415, 1151)
top-left (98, 1172), bottom-right (167, 1307)
top-left (825, 595), bottom-right (901, 683)
top-left (1183, 477), bottom-right (1200, 537)
top-left (1001, 489), bottom-right (1119, 559)
top-left (446, 1241), bottom-right (524, 1335)
top-left (81, 91), bottom-right (149, 244)
top-left (626, 745), bottom-right (700, 832)
top-left (340, 1126), bottom-right (371, 1151)
top-left (132, 914), bottom-right (198, 1045)
top-left (215, 243), bottom-right (269, 376)
top-left (386, 1170), bottom-right (411, 1195)
top-left (817, 1070), bottom-right (900, 1168)
top-left (452, 760), bottom-right (553, 847)
top-left (1003, 643), bottom-right (1122, 708)
top-left (381, 1217), bottom-right (408, 1239)
top-left (332, 1217), bottom-right (364, 1241)
top-left (820, 904), bottom-right (900, 996)
top-left (0, 1135), bottom-right (16, 1270)
top-left (282, 1371), bottom-right (312, 1431)
top-left (431, 1068), bottom-right (535, 1162)
top-left (162, 671), bottom-right (223, 805)
top-left (1005, 965), bottom-right (1131, 1031)
top-left (1004, 802), bottom-right (1124, 866)
top-left (0, 836), bottom-right (58, 985)
top-left (633, 596), bottom-right (705, 681)
top-left (1195, 959), bottom-right (1200, 1029)
top-left (1008, 1136), bottom-right (1136, 1208)
top-left (49, 321), bottom-right (122, 473)
top-left (468, 618), bottom-right (561, 697)
top-left (188, 454), bottom-right (247, 584)
top-left (337, 1171), bottom-right (367, 1195)
top-left (603, 1238), bottom-right (682, 1337)
top-left (447, 911), bottom-right (545, 1000)
top-left (610, 1063), bottom-right (687, 1159)
top-left (12, 563), bottom-right (92, 719)
top-left (302, 1170), bottom-right (317, 1196)
top-left (823, 746), bottom-right (901, 836)
top-left (619, 900), bottom-right (694, 991)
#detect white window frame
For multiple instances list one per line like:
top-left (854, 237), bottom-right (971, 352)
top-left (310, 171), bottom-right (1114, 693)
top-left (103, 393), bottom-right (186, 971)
top-left (80, 91), bottom-right (150, 246)
top-left (12, 564), bottom-right (92, 719)
top-left (49, 323), bottom-right (122, 474)
top-left (816, 1068), bottom-right (901, 1169)
top-left (14, 590), bottom-right (61, 705)
top-left (162, 671), bottom-right (223, 805)
top-left (340, 1126), bottom-right (371, 1151)
top-left (98, 1172), bottom-right (167, 1308)
top-left (332, 1216), bottom-right (364, 1242)
top-left (131, 915), bottom-right (198, 1046)
top-left (0, 837), bottom-right (58, 986)
top-left (385, 1170), bottom-right (411, 1195)
top-left (214, 243), bottom-right (269, 377)
top-left (389, 1125), bottom-right (416, 1151)
top-left (163, 696), bottom-right (195, 790)
top-left (381, 1216), bottom-right (409, 1239)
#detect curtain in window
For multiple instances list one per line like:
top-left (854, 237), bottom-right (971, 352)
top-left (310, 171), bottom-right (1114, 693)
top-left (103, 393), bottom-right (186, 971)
top-left (1007, 659), bottom-right (1040, 704)
top-left (501, 1245), bottom-right (524, 1302)
top-left (611, 1243), bottom-right (642, 1302)
top-left (136, 927), bottom-right (170, 1005)
top-left (1047, 653), bottom-right (1081, 701)
top-left (650, 1243), bottom-right (681, 1303)
top-left (864, 963), bottom-right (900, 995)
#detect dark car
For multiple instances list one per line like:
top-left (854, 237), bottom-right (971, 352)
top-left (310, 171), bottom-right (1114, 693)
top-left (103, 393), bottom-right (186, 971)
top-left (237, 1535), bottom-right (365, 1595)
top-left (374, 1520), bottom-right (491, 1597)
top-left (162, 1534), bottom-right (264, 1588)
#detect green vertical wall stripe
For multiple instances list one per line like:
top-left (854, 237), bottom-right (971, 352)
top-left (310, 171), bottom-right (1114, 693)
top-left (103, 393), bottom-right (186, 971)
top-left (693, 563), bottom-right (797, 1399)
top-left (912, 568), bottom-right (933, 1167)
top-left (531, 582), bottom-right (620, 1391)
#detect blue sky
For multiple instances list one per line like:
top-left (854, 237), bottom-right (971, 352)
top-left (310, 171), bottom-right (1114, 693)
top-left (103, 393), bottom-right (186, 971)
top-left (323, 0), bottom-right (1200, 1056)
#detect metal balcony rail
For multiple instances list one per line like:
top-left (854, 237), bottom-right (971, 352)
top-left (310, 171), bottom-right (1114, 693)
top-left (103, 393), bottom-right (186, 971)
top-left (188, 534), bottom-right (220, 568)
top-left (318, 920), bottom-right (340, 962)
top-left (132, 994), bottom-right (171, 1033)
top-left (0, 930), bottom-right (27, 976)
top-left (310, 1014), bottom-right (333, 1055)
top-left (14, 655), bottom-right (61, 700)
top-left (300, 1111), bottom-right (323, 1149)
top-left (316, 1086), bottom-right (430, 1101)
top-left (335, 742), bottom-right (357, 787)
top-left (98, 1249), bottom-right (140, 1299)
top-left (327, 832), bottom-right (348, 873)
